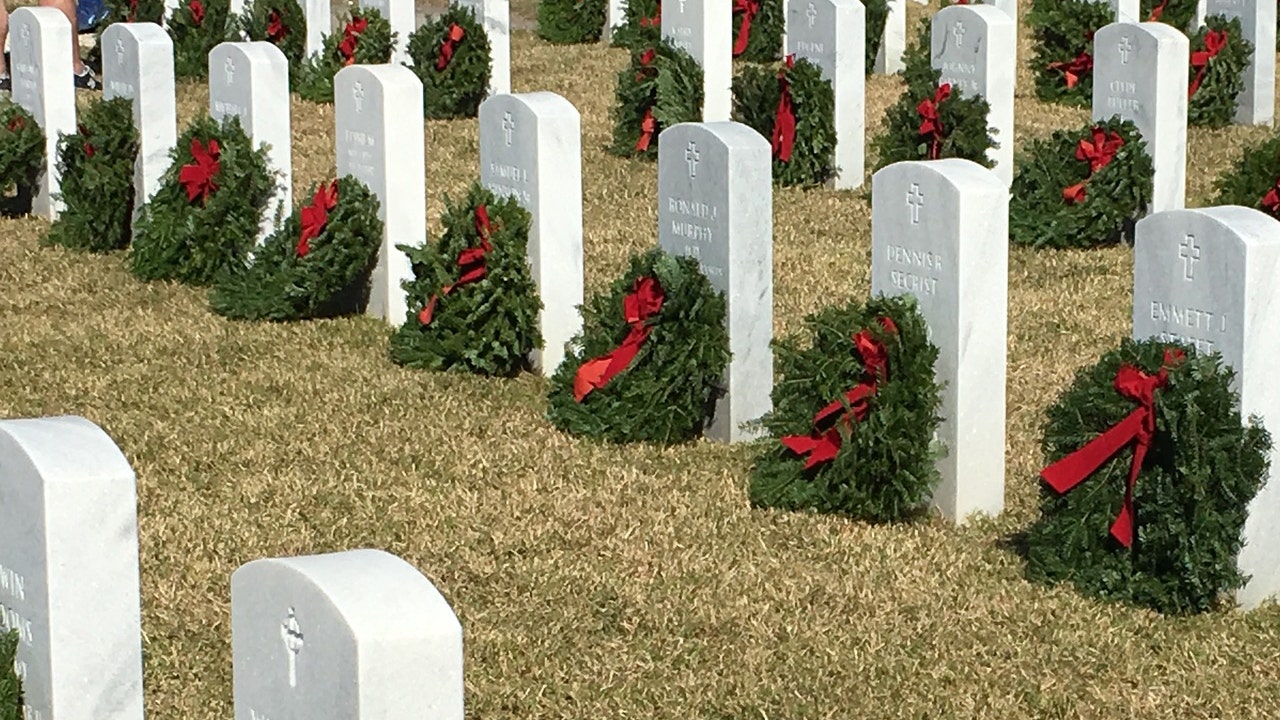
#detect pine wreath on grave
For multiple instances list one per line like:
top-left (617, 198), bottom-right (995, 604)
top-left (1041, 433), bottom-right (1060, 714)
top-left (863, 0), bottom-right (889, 76)
top-left (211, 176), bottom-right (383, 320)
top-left (538, 0), bottom-right (609, 44)
top-left (1187, 16), bottom-right (1251, 129)
top-left (296, 7), bottom-right (395, 104)
top-left (872, 68), bottom-right (995, 171)
top-left (609, 41), bottom-right (704, 160)
top-left (749, 295), bottom-right (943, 522)
top-left (732, 0), bottom-right (784, 64)
top-left (1009, 117), bottom-right (1153, 249)
top-left (610, 0), bottom-right (660, 50)
top-left (1027, 0), bottom-right (1110, 107)
top-left (44, 97), bottom-right (139, 253)
top-left (0, 101), bottom-right (44, 217)
top-left (1141, 0), bottom-right (1197, 31)
top-left (0, 630), bottom-right (19, 720)
top-left (240, 0), bottom-right (307, 81)
top-left (1025, 338), bottom-right (1270, 615)
top-left (389, 181), bottom-right (542, 377)
top-left (406, 4), bottom-right (491, 119)
top-left (546, 247), bottom-right (730, 444)
top-left (1212, 132), bottom-right (1280, 218)
top-left (85, 0), bottom-right (166, 73)
top-left (169, 0), bottom-right (237, 80)
top-left (130, 113), bottom-right (276, 286)
top-left (732, 55), bottom-right (836, 187)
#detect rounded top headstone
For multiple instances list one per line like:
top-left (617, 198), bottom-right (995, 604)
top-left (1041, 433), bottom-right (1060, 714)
top-left (0, 415), bottom-right (135, 487)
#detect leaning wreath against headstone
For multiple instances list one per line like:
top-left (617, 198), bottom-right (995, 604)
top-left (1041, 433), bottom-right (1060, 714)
top-left (546, 247), bottom-right (730, 444)
top-left (43, 97), bottom-right (139, 253)
top-left (732, 54), bottom-right (836, 187)
top-left (129, 114), bottom-right (275, 285)
top-left (1212, 132), bottom-right (1280, 218)
top-left (296, 6), bottom-right (395, 104)
top-left (406, 4), bottom-right (492, 119)
top-left (1186, 15), bottom-right (1252, 128)
top-left (537, 0), bottom-right (608, 44)
top-left (1009, 117), bottom-right (1153, 249)
top-left (168, 0), bottom-right (237, 79)
top-left (609, 41), bottom-right (704, 159)
top-left (390, 181), bottom-right (542, 377)
top-left (0, 101), bottom-right (44, 216)
top-left (240, 0), bottom-right (307, 80)
top-left (730, 0), bottom-right (784, 63)
top-left (1142, 0), bottom-right (1198, 31)
top-left (872, 67), bottom-right (995, 171)
top-left (1025, 338), bottom-right (1271, 615)
top-left (1026, 0), bottom-right (1110, 107)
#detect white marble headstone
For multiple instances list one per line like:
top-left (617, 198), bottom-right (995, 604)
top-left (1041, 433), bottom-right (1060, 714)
top-left (304, 0), bottom-right (331, 56)
top-left (458, 0), bottom-right (511, 96)
top-left (1205, 0), bottom-right (1276, 125)
top-left (232, 549), bottom-right (464, 720)
top-left (1110, 0), bottom-right (1140, 22)
top-left (931, 5), bottom-right (1015, 185)
top-left (874, 0), bottom-right (905, 73)
top-left (657, 122), bottom-right (773, 443)
top-left (870, 159), bottom-right (1008, 523)
top-left (1132, 206), bottom-right (1280, 610)
top-left (1092, 22), bottom-right (1188, 213)
top-left (479, 92), bottom-right (584, 377)
top-left (335, 64), bottom-right (425, 326)
top-left (9, 7), bottom-right (75, 220)
top-left (661, 0), bottom-right (732, 121)
top-left (786, 0), bottom-right (864, 190)
top-left (209, 41), bottom-right (293, 243)
top-left (0, 416), bottom-right (145, 720)
top-left (102, 23), bottom-right (177, 213)
top-left (605, 0), bottom-right (628, 41)
top-left (358, 0), bottom-right (413, 64)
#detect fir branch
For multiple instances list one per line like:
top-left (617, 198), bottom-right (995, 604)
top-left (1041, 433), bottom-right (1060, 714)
top-left (44, 97), bottom-right (139, 253)
top-left (0, 101), bottom-right (44, 217)
top-left (538, 0), bottom-right (609, 44)
top-left (609, 41), bottom-right (704, 160)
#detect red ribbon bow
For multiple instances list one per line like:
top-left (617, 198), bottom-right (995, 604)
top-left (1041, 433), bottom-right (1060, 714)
top-left (639, 6), bottom-right (660, 26)
top-left (1261, 177), bottom-right (1280, 218)
top-left (916, 83), bottom-right (951, 160)
top-left (635, 107), bottom-right (657, 152)
top-left (1048, 51), bottom-right (1093, 89)
top-left (189, 0), bottom-right (204, 26)
top-left (267, 9), bottom-right (288, 42)
top-left (435, 23), bottom-right (466, 71)
top-left (418, 206), bottom-right (494, 326)
top-left (634, 47), bottom-right (657, 81)
top-left (732, 0), bottom-right (760, 56)
top-left (6, 116), bottom-right (25, 132)
top-left (1040, 348), bottom-right (1186, 548)
top-left (338, 17), bottom-right (369, 66)
top-left (78, 124), bottom-right (96, 159)
top-left (296, 180), bottom-right (339, 258)
top-left (1189, 30), bottom-right (1229, 98)
top-left (771, 55), bottom-right (797, 162)
top-left (1062, 127), bottom-right (1124, 204)
top-left (573, 276), bottom-right (666, 402)
top-left (178, 138), bottom-right (221, 205)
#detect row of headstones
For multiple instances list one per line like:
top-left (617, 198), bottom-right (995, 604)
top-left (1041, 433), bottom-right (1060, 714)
top-left (0, 416), bottom-right (464, 720)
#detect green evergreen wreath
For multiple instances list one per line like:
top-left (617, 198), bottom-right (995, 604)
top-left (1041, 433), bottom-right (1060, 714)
top-left (863, 0), bottom-right (888, 76)
top-left (85, 0), bottom-right (167, 73)
top-left (0, 101), bottom-right (44, 217)
top-left (44, 97), bottom-right (139, 253)
top-left (609, 41), bottom-right (704, 159)
top-left (239, 0), bottom-right (307, 80)
top-left (609, 0), bottom-right (660, 50)
top-left (872, 68), bottom-right (995, 171)
top-left (1141, 0), bottom-right (1197, 31)
top-left (732, 57), bottom-right (836, 187)
top-left (1212, 132), bottom-right (1280, 217)
top-left (1026, 338), bottom-right (1270, 615)
top-left (546, 248), bottom-right (730, 444)
top-left (1027, 0), bottom-right (1110, 107)
top-left (296, 7), bottom-right (395, 104)
top-left (1187, 16), bottom-right (1251, 129)
top-left (0, 630), bottom-right (19, 720)
top-left (1009, 117), bottom-right (1153, 249)
top-left (731, 0), bottom-right (784, 64)
top-left (211, 176), bottom-right (383, 320)
top-left (538, 0), bottom-right (608, 43)
top-left (169, 0), bottom-right (237, 80)
top-left (130, 114), bottom-right (275, 286)
top-left (406, 4), bottom-right (492, 120)
top-left (749, 294), bottom-right (943, 522)
top-left (390, 182), bottom-right (542, 377)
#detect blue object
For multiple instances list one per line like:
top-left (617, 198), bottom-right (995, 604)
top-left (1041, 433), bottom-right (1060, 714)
top-left (77, 0), bottom-right (112, 32)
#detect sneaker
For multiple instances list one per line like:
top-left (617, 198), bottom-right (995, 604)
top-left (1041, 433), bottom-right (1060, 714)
top-left (73, 68), bottom-right (101, 91)
top-left (0, 74), bottom-right (10, 93)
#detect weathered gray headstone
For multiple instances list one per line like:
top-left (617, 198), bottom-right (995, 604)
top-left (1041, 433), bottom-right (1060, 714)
top-left (1205, 0), bottom-right (1276, 125)
top-left (874, 0), bottom-right (905, 73)
top-left (479, 92), bottom-right (584, 376)
top-left (1092, 22), bottom-right (1188, 213)
top-left (786, 0), bottom-right (864, 190)
top-left (358, 0), bottom-right (413, 64)
top-left (870, 159), bottom-right (1008, 523)
top-left (657, 122), bottom-right (773, 443)
top-left (209, 41), bottom-right (293, 243)
top-left (335, 64), bottom-right (425, 326)
top-left (9, 7), bottom-right (76, 220)
top-left (931, 4), bottom-right (1016, 185)
top-left (0, 416), bottom-right (145, 720)
top-left (1132, 206), bottom-right (1280, 610)
top-left (232, 549), bottom-right (464, 720)
top-left (661, 0), bottom-right (732, 121)
top-left (458, 0), bottom-right (511, 95)
top-left (102, 22), bottom-right (177, 211)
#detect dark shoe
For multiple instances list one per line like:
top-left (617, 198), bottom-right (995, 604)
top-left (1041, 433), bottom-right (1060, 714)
top-left (74, 68), bottom-right (101, 91)
top-left (0, 74), bottom-right (10, 93)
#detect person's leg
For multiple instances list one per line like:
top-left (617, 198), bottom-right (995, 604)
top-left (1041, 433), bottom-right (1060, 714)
top-left (37, 0), bottom-right (83, 74)
top-left (0, 3), bottom-right (10, 81)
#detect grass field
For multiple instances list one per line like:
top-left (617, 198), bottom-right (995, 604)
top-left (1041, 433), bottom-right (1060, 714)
top-left (4, 0), bottom-right (1280, 717)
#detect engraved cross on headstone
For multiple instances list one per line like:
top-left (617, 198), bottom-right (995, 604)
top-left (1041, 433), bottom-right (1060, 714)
top-left (1119, 36), bottom-right (1133, 64)
top-left (678, 0), bottom-right (687, 11)
top-left (906, 183), bottom-right (924, 224)
top-left (224, 58), bottom-right (235, 86)
top-left (952, 21), bottom-right (965, 47)
top-left (115, 37), bottom-right (126, 68)
top-left (280, 608), bottom-right (304, 689)
top-left (685, 141), bottom-right (700, 178)
top-left (1180, 234), bottom-right (1201, 280)
top-left (502, 111), bottom-right (514, 146)
top-left (353, 81), bottom-right (365, 113)
top-left (806, 2), bottom-right (817, 28)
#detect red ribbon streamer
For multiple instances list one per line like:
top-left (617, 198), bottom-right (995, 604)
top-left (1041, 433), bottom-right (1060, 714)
top-left (296, 180), bottom-right (339, 258)
top-left (178, 138), bottom-right (221, 205)
top-left (267, 9), bottom-right (288, 42)
top-left (189, 0), bottom-right (204, 25)
top-left (771, 55), bottom-right (797, 162)
top-left (338, 17), bottom-right (369, 66)
top-left (1062, 126), bottom-right (1124, 205)
top-left (1261, 178), bottom-right (1280, 218)
top-left (640, 6), bottom-right (660, 26)
top-left (78, 124), bottom-right (96, 159)
top-left (7, 116), bottom-right (25, 132)
top-left (435, 23), bottom-right (466, 71)
top-left (573, 276), bottom-right (666, 402)
top-left (916, 84), bottom-right (951, 160)
top-left (418, 205), bottom-right (494, 326)
top-left (781, 317), bottom-right (898, 469)
top-left (634, 47), bottom-right (656, 81)
top-left (1147, 0), bottom-right (1169, 21)
top-left (732, 0), bottom-right (760, 57)
top-left (635, 107), bottom-right (657, 152)
top-left (127, 0), bottom-right (138, 21)
top-left (1048, 51), bottom-right (1093, 89)
top-left (1039, 348), bottom-right (1185, 548)
top-left (1189, 29), bottom-right (1228, 98)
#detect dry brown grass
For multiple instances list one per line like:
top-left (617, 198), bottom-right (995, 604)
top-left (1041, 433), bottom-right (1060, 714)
top-left (4, 4), bottom-right (1280, 718)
